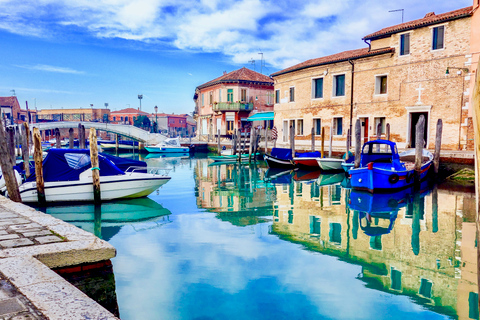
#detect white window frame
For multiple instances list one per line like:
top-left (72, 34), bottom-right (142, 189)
top-left (275, 89), bottom-right (280, 104)
top-left (332, 74), bottom-right (346, 98)
top-left (375, 74), bottom-right (388, 95)
top-left (333, 117), bottom-right (343, 136)
top-left (313, 118), bottom-right (322, 136)
top-left (399, 31), bottom-right (411, 57)
top-left (431, 24), bottom-right (446, 52)
top-left (311, 77), bottom-right (324, 100)
top-left (289, 86), bottom-right (295, 102)
top-left (296, 118), bottom-right (304, 136)
top-left (374, 117), bottom-right (386, 135)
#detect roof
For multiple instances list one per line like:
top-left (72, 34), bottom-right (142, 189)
top-left (247, 111), bottom-right (274, 121)
top-left (111, 108), bottom-right (149, 115)
top-left (363, 6), bottom-right (473, 40)
top-left (0, 96), bottom-right (20, 107)
top-left (271, 47), bottom-right (394, 77)
top-left (197, 67), bottom-right (273, 90)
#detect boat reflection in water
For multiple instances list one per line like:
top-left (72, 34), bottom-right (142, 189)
top-left (37, 197), bottom-right (172, 240)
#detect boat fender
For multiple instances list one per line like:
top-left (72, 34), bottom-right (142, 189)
top-left (388, 173), bottom-right (399, 184)
top-left (405, 171), bottom-right (414, 184)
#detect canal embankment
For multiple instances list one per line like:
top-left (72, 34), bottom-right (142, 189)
top-left (0, 196), bottom-right (118, 319)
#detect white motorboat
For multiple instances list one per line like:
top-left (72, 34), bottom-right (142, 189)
top-left (145, 137), bottom-right (189, 153)
top-left (316, 158), bottom-right (344, 171)
top-left (18, 149), bottom-right (171, 203)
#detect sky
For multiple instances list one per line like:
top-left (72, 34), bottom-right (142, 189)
top-left (0, 0), bottom-right (472, 115)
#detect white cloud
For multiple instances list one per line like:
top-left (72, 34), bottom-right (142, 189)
top-left (15, 64), bottom-right (85, 74)
top-left (0, 0), bottom-right (473, 70)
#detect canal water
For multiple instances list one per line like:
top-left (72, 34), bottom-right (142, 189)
top-left (40, 154), bottom-right (478, 320)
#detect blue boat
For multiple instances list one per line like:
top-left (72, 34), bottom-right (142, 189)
top-left (349, 140), bottom-right (433, 193)
top-left (264, 148), bottom-right (294, 169)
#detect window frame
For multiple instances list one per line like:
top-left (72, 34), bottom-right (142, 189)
top-left (375, 74), bottom-right (388, 95)
top-left (227, 89), bottom-right (233, 103)
top-left (289, 87), bottom-right (295, 102)
top-left (399, 32), bottom-right (410, 56)
top-left (431, 25), bottom-right (445, 51)
top-left (333, 74), bottom-right (346, 97)
top-left (312, 77), bottom-right (324, 99)
top-left (333, 117), bottom-right (343, 136)
top-left (313, 118), bottom-right (322, 136)
top-left (275, 89), bottom-right (280, 104)
top-left (296, 118), bottom-right (304, 136)
top-left (240, 88), bottom-right (247, 102)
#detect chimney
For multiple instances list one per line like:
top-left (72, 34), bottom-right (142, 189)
top-left (223, 71), bottom-right (227, 75)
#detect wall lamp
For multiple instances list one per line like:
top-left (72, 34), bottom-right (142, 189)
top-left (445, 67), bottom-right (469, 75)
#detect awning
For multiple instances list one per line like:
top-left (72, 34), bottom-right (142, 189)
top-left (246, 112), bottom-right (274, 121)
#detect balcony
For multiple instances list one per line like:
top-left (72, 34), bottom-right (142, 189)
top-left (212, 102), bottom-right (253, 112)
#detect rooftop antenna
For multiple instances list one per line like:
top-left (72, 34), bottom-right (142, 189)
top-left (258, 52), bottom-right (264, 74)
top-left (389, 9), bottom-right (404, 23)
top-left (10, 89), bottom-right (15, 96)
top-left (249, 58), bottom-right (256, 71)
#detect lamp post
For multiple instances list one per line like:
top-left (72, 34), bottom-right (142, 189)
top-left (154, 105), bottom-right (158, 133)
top-left (138, 94), bottom-right (143, 111)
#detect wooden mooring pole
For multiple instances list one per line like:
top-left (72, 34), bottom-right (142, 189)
top-left (321, 127), bottom-right (325, 158)
top-left (33, 128), bottom-right (45, 204)
top-left (55, 128), bottom-right (61, 148)
top-left (6, 127), bottom-right (15, 166)
top-left (329, 120), bottom-right (333, 157)
top-left (69, 128), bottom-right (74, 149)
top-left (0, 121), bottom-right (21, 202)
top-left (376, 122), bottom-right (382, 152)
top-left (232, 131), bottom-right (237, 155)
top-left (89, 128), bottom-right (101, 204)
top-left (354, 119), bottom-right (361, 168)
top-left (414, 115), bottom-right (425, 186)
top-left (433, 119), bottom-right (443, 174)
top-left (311, 127), bottom-right (315, 152)
top-left (217, 129), bottom-right (221, 156)
top-left (345, 129), bottom-right (350, 161)
top-left (248, 129), bottom-right (254, 162)
top-left (21, 123), bottom-right (31, 178)
top-left (79, 124), bottom-right (85, 149)
top-left (290, 126), bottom-right (295, 156)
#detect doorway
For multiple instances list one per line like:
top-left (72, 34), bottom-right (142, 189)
top-left (359, 117), bottom-right (369, 143)
top-left (409, 112), bottom-right (428, 147)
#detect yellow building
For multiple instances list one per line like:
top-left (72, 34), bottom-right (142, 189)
top-left (271, 5), bottom-right (479, 151)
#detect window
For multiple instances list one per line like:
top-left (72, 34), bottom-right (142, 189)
top-left (289, 87), bottom-right (295, 102)
top-left (241, 89), bottom-right (247, 102)
top-left (313, 118), bottom-right (321, 135)
top-left (333, 74), bottom-right (345, 97)
top-left (329, 223), bottom-right (342, 244)
top-left (400, 33), bottom-right (410, 56)
top-left (432, 26), bottom-right (444, 50)
top-left (333, 118), bottom-right (343, 135)
top-left (309, 216), bottom-right (321, 235)
top-left (113, 116), bottom-right (116, 121)
top-left (209, 91), bottom-right (213, 105)
top-left (296, 119), bottom-right (303, 135)
top-left (370, 235), bottom-right (382, 250)
top-left (469, 292), bottom-right (479, 319)
top-left (374, 117), bottom-right (386, 135)
top-left (375, 75), bottom-right (387, 94)
top-left (419, 279), bottom-right (433, 298)
top-left (312, 78), bottom-right (323, 99)
top-left (391, 268), bottom-right (402, 291)
top-left (218, 89), bottom-right (222, 102)
top-left (227, 89), bottom-right (233, 102)
top-left (275, 90), bottom-right (280, 104)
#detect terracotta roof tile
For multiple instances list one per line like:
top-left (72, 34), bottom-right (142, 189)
top-left (197, 67), bottom-right (273, 90)
top-left (271, 47), bottom-right (394, 77)
top-left (111, 108), bottom-right (149, 114)
top-left (0, 96), bottom-right (20, 107)
top-left (363, 6), bottom-right (473, 40)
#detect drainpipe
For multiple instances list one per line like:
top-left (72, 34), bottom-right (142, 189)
top-left (363, 39), bottom-right (371, 52)
top-left (348, 59), bottom-right (355, 148)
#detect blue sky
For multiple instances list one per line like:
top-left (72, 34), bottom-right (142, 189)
top-left (0, 0), bottom-right (472, 114)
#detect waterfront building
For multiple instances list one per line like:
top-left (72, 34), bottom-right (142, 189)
top-left (194, 67), bottom-right (274, 138)
top-left (109, 107), bottom-right (149, 125)
top-left (271, 3), bottom-right (479, 151)
top-left (37, 107), bottom-right (109, 122)
top-left (0, 95), bottom-right (37, 125)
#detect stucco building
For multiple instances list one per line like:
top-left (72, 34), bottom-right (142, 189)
top-left (109, 108), bottom-right (149, 125)
top-left (194, 67), bottom-right (274, 138)
top-left (271, 3), bottom-right (479, 151)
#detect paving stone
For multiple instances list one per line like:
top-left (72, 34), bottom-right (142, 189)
top-left (7, 224), bottom-right (43, 232)
top-left (0, 212), bottom-right (20, 219)
top-left (0, 230), bottom-right (8, 236)
top-left (0, 219), bottom-right (31, 227)
top-left (0, 298), bottom-right (26, 315)
top-left (35, 236), bottom-right (63, 245)
top-left (20, 230), bottom-right (52, 238)
top-left (0, 234), bottom-right (19, 241)
top-left (0, 239), bottom-right (34, 248)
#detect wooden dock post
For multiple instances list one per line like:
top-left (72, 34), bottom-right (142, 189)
top-left (15, 126), bottom-right (21, 157)
top-left (345, 129), bottom-right (350, 160)
top-left (311, 127), bottom-right (315, 152)
top-left (354, 119), bottom-right (361, 168)
top-left (329, 120), bottom-right (333, 157)
top-left (21, 123), bottom-right (30, 178)
top-left (33, 128), bottom-right (45, 204)
top-left (6, 127), bottom-right (15, 166)
top-left (0, 121), bottom-right (21, 202)
top-left (385, 123), bottom-right (390, 152)
top-left (115, 134), bottom-right (119, 154)
top-left (232, 131), bottom-right (237, 155)
top-left (89, 128), bottom-right (101, 204)
top-left (79, 124), bottom-right (85, 149)
top-left (69, 128), bottom-right (74, 148)
top-left (290, 126), bottom-right (295, 156)
top-left (433, 119), bottom-right (443, 174)
top-left (376, 122), bottom-right (381, 152)
top-left (55, 128), bottom-right (61, 148)
top-left (248, 129), bottom-right (253, 162)
top-left (414, 115), bottom-right (425, 183)
top-left (264, 128), bottom-right (268, 153)
top-left (217, 129), bottom-right (221, 155)
top-left (321, 127), bottom-right (325, 158)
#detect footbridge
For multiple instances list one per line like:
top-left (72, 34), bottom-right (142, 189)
top-left (30, 122), bottom-right (168, 145)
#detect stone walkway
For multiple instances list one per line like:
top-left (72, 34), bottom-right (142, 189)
top-left (0, 197), bottom-right (118, 320)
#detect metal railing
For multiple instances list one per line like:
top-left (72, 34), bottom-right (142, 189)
top-left (212, 102), bottom-right (253, 112)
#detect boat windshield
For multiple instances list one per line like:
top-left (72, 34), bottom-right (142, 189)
top-left (65, 153), bottom-right (91, 170)
top-left (363, 143), bottom-right (393, 155)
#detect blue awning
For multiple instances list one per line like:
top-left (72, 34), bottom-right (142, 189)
top-left (246, 112), bottom-right (274, 121)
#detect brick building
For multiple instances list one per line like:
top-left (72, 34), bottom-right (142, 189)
top-left (0, 96), bottom-right (37, 125)
top-left (37, 108), bottom-right (109, 123)
top-left (109, 108), bottom-right (149, 125)
top-left (194, 67), bottom-right (274, 138)
top-left (272, 3), bottom-right (479, 151)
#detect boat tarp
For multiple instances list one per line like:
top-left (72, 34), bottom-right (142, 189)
top-left (246, 112), bottom-right (274, 121)
top-left (101, 153), bottom-right (147, 172)
top-left (295, 151), bottom-right (321, 158)
top-left (25, 149), bottom-right (134, 183)
top-left (270, 148), bottom-right (292, 160)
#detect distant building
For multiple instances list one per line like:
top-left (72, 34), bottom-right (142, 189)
top-left (0, 96), bottom-right (37, 125)
top-left (150, 113), bottom-right (196, 137)
top-left (37, 108), bottom-right (109, 123)
top-left (109, 108), bottom-right (149, 125)
top-left (271, 3), bottom-right (479, 151)
top-left (194, 67), bottom-right (274, 138)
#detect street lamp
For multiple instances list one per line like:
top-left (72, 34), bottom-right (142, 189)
top-left (154, 105), bottom-right (158, 133)
top-left (138, 94), bottom-right (143, 111)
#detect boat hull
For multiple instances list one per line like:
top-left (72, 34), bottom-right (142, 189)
top-left (349, 161), bottom-right (432, 193)
top-left (208, 153), bottom-right (258, 162)
top-left (264, 154), bottom-right (294, 169)
top-left (293, 157), bottom-right (320, 170)
top-left (145, 146), bottom-right (190, 153)
top-left (19, 173), bottom-right (171, 203)
top-left (317, 158), bottom-right (343, 171)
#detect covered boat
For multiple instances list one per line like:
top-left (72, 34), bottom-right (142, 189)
top-left (349, 140), bottom-right (433, 193)
top-left (18, 149), bottom-right (171, 203)
top-left (293, 151), bottom-right (321, 170)
top-left (145, 137), bottom-right (190, 153)
top-left (264, 148), bottom-right (294, 169)
top-left (316, 157), bottom-right (344, 171)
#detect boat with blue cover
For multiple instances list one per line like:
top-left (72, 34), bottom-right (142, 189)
top-left (145, 137), bottom-right (190, 153)
top-left (293, 151), bottom-right (321, 170)
top-left (264, 148), bottom-right (294, 169)
top-left (18, 148), bottom-right (171, 203)
top-left (349, 139), bottom-right (433, 193)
